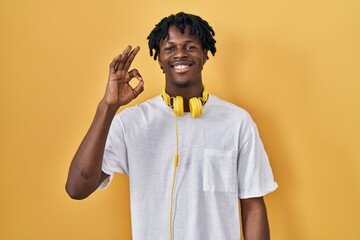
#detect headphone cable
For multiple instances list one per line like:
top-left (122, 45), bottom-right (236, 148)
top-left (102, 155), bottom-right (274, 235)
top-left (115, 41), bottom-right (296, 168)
top-left (170, 110), bottom-right (179, 240)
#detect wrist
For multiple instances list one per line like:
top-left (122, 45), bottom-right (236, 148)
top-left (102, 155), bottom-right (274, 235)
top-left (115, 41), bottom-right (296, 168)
top-left (98, 99), bottom-right (119, 118)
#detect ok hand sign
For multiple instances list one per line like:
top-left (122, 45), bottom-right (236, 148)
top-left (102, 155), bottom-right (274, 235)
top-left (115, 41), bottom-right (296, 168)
top-left (103, 45), bottom-right (144, 112)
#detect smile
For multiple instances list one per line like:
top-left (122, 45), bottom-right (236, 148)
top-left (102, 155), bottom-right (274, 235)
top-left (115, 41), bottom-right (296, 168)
top-left (174, 65), bottom-right (190, 70)
top-left (170, 61), bottom-right (194, 73)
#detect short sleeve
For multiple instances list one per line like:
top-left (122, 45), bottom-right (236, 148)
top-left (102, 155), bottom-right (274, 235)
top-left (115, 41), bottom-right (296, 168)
top-left (99, 115), bottom-right (129, 190)
top-left (237, 120), bottom-right (278, 199)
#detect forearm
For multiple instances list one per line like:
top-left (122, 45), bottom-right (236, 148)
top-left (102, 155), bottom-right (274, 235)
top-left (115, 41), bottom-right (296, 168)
top-left (66, 46), bottom-right (143, 199)
top-left (241, 197), bottom-right (270, 240)
top-left (65, 100), bottom-right (117, 199)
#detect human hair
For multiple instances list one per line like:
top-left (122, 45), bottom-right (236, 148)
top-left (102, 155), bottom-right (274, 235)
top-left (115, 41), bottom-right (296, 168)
top-left (147, 12), bottom-right (217, 60)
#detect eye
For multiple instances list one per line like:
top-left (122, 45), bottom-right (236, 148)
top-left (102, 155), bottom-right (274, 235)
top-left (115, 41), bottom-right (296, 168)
top-left (164, 47), bottom-right (174, 51)
top-left (185, 45), bottom-right (196, 50)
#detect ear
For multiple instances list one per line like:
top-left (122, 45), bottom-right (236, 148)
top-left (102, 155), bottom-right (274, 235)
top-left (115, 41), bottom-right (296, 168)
top-left (158, 57), bottom-right (165, 73)
top-left (203, 49), bottom-right (209, 65)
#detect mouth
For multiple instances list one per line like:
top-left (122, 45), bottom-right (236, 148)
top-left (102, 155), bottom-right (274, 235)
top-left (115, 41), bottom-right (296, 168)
top-left (170, 62), bottom-right (194, 73)
top-left (174, 64), bottom-right (192, 69)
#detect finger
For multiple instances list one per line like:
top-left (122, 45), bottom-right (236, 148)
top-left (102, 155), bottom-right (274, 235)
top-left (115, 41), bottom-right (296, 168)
top-left (123, 46), bottom-right (140, 71)
top-left (128, 68), bottom-right (143, 81)
top-left (109, 53), bottom-right (122, 73)
top-left (132, 80), bottom-right (145, 99)
top-left (116, 45), bottom-right (132, 70)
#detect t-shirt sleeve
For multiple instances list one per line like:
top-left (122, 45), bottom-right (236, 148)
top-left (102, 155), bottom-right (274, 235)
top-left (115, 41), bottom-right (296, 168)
top-left (99, 115), bottom-right (129, 190)
top-left (237, 118), bottom-right (278, 199)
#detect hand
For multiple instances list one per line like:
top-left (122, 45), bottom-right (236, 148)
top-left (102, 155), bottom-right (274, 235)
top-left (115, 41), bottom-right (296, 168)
top-left (103, 45), bottom-right (144, 112)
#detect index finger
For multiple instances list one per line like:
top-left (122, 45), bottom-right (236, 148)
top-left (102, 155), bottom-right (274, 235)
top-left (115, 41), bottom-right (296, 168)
top-left (109, 53), bottom-right (122, 74)
top-left (123, 46), bottom-right (141, 71)
top-left (116, 45), bottom-right (132, 71)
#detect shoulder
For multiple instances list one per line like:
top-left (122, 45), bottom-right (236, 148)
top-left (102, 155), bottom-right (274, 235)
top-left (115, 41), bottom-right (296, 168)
top-left (112, 96), bottom-right (164, 124)
top-left (207, 95), bottom-right (254, 122)
top-left (206, 95), bottom-right (259, 138)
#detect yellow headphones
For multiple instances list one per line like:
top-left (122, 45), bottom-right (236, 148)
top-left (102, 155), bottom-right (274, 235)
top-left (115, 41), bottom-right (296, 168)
top-left (161, 85), bottom-right (208, 118)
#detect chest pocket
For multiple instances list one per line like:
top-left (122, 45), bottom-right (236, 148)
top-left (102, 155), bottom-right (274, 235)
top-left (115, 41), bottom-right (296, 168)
top-left (203, 149), bottom-right (237, 193)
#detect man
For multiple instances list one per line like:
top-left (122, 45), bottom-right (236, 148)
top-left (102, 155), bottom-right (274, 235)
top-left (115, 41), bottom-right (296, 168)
top-left (66, 12), bottom-right (278, 240)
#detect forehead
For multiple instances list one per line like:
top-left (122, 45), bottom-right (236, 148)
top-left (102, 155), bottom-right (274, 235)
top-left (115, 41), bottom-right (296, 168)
top-left (162, 24), bottom-right (201, 44)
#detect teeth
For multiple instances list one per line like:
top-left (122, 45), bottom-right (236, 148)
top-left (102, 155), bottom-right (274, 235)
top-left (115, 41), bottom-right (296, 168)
top-left (174, 65), bottom-right (188, 70)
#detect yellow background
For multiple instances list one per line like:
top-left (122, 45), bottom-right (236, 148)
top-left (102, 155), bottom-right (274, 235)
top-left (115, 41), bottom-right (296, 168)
top-left (1, 0), bottom-right (359, 239)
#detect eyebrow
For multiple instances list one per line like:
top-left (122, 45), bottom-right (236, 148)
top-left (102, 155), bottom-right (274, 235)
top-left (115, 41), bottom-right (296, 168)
top-left (163, 40), bottom-right (197, 44)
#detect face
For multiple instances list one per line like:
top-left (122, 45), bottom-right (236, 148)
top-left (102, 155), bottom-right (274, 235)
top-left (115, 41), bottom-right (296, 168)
top-left (158, 25), bottom-right (208, 90)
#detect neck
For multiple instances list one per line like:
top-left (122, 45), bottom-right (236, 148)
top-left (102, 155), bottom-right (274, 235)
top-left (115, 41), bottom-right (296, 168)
top-left (165, 81), bottom-right (204, 112)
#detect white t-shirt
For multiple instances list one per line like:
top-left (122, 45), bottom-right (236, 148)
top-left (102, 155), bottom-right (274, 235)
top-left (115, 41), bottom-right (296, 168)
top-left (101, 95), bottom-right (278, 240)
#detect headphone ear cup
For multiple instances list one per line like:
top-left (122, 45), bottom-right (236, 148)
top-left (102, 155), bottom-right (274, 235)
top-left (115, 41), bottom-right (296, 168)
top-left (161, 85), bottom-right (207, 118)
top-left (189, 97), bottom-right (203, 118)
top-left (173, 96), bottom-right (184, 116)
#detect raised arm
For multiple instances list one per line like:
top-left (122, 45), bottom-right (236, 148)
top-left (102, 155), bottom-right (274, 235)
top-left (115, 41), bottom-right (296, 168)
top-left (240, 197), bottom-right (270, 240)
top-left (65, 45), bottom-right (144, 200)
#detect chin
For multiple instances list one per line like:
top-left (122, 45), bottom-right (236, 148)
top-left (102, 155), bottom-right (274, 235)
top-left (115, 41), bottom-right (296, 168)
top-left (173, 79), bottom-right (195, 88)
top-left (176, 79), bottom-right (192, 86)
top-left (166, 75), bottom-right (192, 87)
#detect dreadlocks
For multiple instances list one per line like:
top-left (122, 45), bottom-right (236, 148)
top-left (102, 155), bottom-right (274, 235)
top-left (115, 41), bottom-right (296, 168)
top-left (147, 12), bottom-right (217, 60)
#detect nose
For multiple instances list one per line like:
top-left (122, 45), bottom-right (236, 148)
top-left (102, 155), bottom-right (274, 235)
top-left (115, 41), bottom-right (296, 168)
top-left (173, 47), bottom-right (188, 59)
